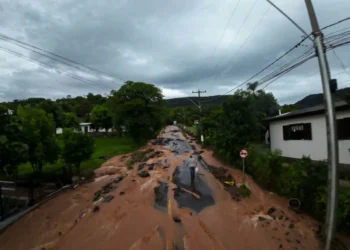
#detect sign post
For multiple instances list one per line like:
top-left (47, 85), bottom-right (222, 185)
top-left (239, 149), bottom-right (248, 184)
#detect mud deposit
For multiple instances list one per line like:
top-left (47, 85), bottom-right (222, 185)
top-left (0, 125), bottom-right (347, 250)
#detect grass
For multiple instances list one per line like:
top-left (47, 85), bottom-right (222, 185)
top-left (17, 137), bottom-right (140, 177)
top-left (238, 184), bottom-right (251, 198)
top-left (185, 126), bottom-right (198, 136)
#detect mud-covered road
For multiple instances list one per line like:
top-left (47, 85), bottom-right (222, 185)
top-left (0, 126), bottom-right (344, 250)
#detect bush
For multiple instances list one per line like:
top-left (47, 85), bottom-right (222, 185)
top-left (245, 145), bottom-right (350, 231)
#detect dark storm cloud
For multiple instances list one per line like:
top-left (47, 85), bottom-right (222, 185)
top-left (0, 0), bottom-right (349, 103)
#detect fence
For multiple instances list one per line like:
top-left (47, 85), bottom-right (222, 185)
top-left (0, 181), bottom-right (61, 221)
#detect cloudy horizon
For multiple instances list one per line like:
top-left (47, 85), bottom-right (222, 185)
top-left (0, 0), bottom-right (349, 105)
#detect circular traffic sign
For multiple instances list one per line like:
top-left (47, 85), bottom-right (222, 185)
top-left (240, 149), bottom-right (248, 158)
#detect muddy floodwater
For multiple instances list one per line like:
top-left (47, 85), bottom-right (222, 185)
top-left (0, 125), bottom-right (348, 250)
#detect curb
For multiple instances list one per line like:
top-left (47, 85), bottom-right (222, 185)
top-left (0, 185), bottom-right (71, 233)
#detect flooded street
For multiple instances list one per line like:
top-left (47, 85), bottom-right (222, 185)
top-left (0, 126), bottom-right (333, 250)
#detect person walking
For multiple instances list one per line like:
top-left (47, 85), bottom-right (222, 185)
top-left (186, 155), bottom-right (197, 184)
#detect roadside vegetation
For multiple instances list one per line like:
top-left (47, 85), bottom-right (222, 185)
top-left (167, 82), bottom-right (350, 234)
top-left (0, 81), bottom-right (166, 184)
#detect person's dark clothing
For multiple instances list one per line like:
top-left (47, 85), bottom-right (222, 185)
top-left (189, 167), bottom-right (195, 183)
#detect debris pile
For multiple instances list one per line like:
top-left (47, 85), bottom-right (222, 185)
top-left (93, 175), bottom-right (126, 201)
top-left (207, 165), bottom-right (243, 201)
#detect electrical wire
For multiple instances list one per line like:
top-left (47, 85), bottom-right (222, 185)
top-left (321, 16), bottom-right (350, 31)
top-left (0, 46), bottom-right (112, 90)
top-left (331, 49), bottom-right (350, 77)
top-left (207, 0), bottom-right (259, 78)
top-left (207, 0), bottom-right (241, 63)
top-left (202, 35), bottom-right (310, 103)
top-left (0, 36), bottom-right (124, 84)
top-left (0, 33), bottom-right (126, 83)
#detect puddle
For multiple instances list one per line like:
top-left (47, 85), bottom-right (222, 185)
top-left (172, 165), bottom-right (215, 214)
top-left (153, 181), bottom-right (168, 211)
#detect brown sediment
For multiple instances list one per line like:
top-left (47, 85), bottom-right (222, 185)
top-left (0, 125), bottom-right (348, 250)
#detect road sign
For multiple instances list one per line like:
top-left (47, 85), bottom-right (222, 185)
top-left (240, 149), bottom-right (248, 158)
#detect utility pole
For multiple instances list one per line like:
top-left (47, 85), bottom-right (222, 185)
top-left (305, 1), bottom-right (339, 250)
top-left (192, 89), bottom-right (206, 145)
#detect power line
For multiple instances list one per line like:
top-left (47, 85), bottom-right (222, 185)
top-left (237, 5), bottom-right (271, 52)
top-left (0, 36), bottom-right (124, 84)
top-left (207, 0), bottom-right (259, 78)
top-left (202, 18), bottom-right (350, 104)
top-left (321, 16), bottom-right (350, 31)
top-left (0, 46), bottom-right (112, 90)
top-left (331, 49), bottom-right (350, 77)
top-left (207, 0), bottom-right (241, 63)
top-left (0, 33), bottom-right (126, 83)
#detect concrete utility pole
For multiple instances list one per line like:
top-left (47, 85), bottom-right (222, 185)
top-left (192, 89), bottom-right (206, 144)
top-left (305, 1), bottom-right (339, 249)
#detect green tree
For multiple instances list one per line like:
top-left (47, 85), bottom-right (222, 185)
top-left (90, 105), bottom-right (112, 132)
top-left (280, 104), bottom-right (300, 114)
top-left (17, 105), bottom-right (60, 173)
top-left (0, 105), bottom-right (28, 177)
top-left (108, 81), bottom-right (166, 142)
top-left (39, 99), bottom-right (65, 128)
top-left (247, 82), bottom-right (259, 93)
top-left (61, 129), bottom-right (94, 175)
top-left (62, 112), bottom-right (80, 129)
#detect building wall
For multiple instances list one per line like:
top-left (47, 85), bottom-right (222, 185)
top-left (269, 110), bottom-right (350, 164)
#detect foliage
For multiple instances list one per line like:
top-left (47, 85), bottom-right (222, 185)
top-left (108, 81), bottom-right (166, 142)
top-left (16, 137), bottom-right (139, 180)
top-left (61, 129), bottom-right (94, 175)
top-left (90, 105), bottom-right (113, 131)
top-left (62, 112), bottom-right (79, 128)
top-left (280, 104), bottom-right (300, 114)
top-left (238, 184), bottom-right (251, 197)
top-left (0, 105), bottom-right (28, 177)
top-left (17, 105), bottom-right (59, 173)
top-left (39, 99), bottom-right (65, 128)
top-left (246, 146), bottom-right (350, 230)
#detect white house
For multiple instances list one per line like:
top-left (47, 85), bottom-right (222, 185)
top-left (265, 101), bottom-right (350, 165)
top-left (56, 123), bottom-right (113, 134)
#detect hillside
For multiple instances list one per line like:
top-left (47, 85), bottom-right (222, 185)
top-left (166, 95), bottom-right (229, 108)
top-left (295, 87), bottom-right (350, 108)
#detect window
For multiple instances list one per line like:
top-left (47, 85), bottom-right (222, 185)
top-left (283, 123), bottom-right (312, 140)
top-left (337, 117), bottom-right (350, 140)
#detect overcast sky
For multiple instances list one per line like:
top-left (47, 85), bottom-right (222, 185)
top-left (0, 0), bottom-right (349, 104)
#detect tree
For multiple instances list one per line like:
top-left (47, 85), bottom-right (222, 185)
top-left (90, 105), bottom-right (112, 132)
top-left (108, 81), bottom-right (166, 142)
top-left (62, 112), bottom-right (80, 129)
top-left (281, 104), bottom-right (300, 114)
top-left (39, 99), bottom-right (65, 128)
top-left (61, 129), bottom-right (94, 176)
top-left (17, 105), bottom-right (60, 173)
top-left (247, 82), bottom-right (259, 93)
top-left (0, 105), bottom-right (28, 177)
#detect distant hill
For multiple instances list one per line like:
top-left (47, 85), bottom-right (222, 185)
top-left (166, 95), bottom-right (229, 108)
top-left (294, 87), bottom-right (350, 108)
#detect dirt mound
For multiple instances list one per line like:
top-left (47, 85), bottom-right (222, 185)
top-left (94, 165), bottom-right (127, 177)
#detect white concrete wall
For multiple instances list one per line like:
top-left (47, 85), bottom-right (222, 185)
top-left (269, 110), bottom-right (350, 164)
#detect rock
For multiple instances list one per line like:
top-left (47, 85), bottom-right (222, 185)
top-left (173, 216), bottom-right (181, 223)
top-left (93, 191), bottom-right (102, 201)
top-left (285, 232), bottom-right (290, 235)
top-left (103, 195), bottom-right (114, 203)
top-left (258, 216), bottom-right (266, 221)
top-left (279, 244), bottom-right (283, 249)
top-left (114, 175), bottom-right (125, 183)
top-left (139, 170), bottom-right (150, 178)
top-left (132, 179), bottom-right (136, 182)
top-left (148, 164), bottom-right (154, 170)
top-left (138, 164), bottom-right (145, 171)
top-left (267, 207), bottom-right (276, 216)
top-left (120, 191), bottom-right (125, 196)
top-left (278, 215), bottom-right (283, 220)
top-left (289, 223), bottom-right (294, 229)
top-left (93, 206), bottom-right (100, 212)
top-left (58, 231), bottom-right (62, 236)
